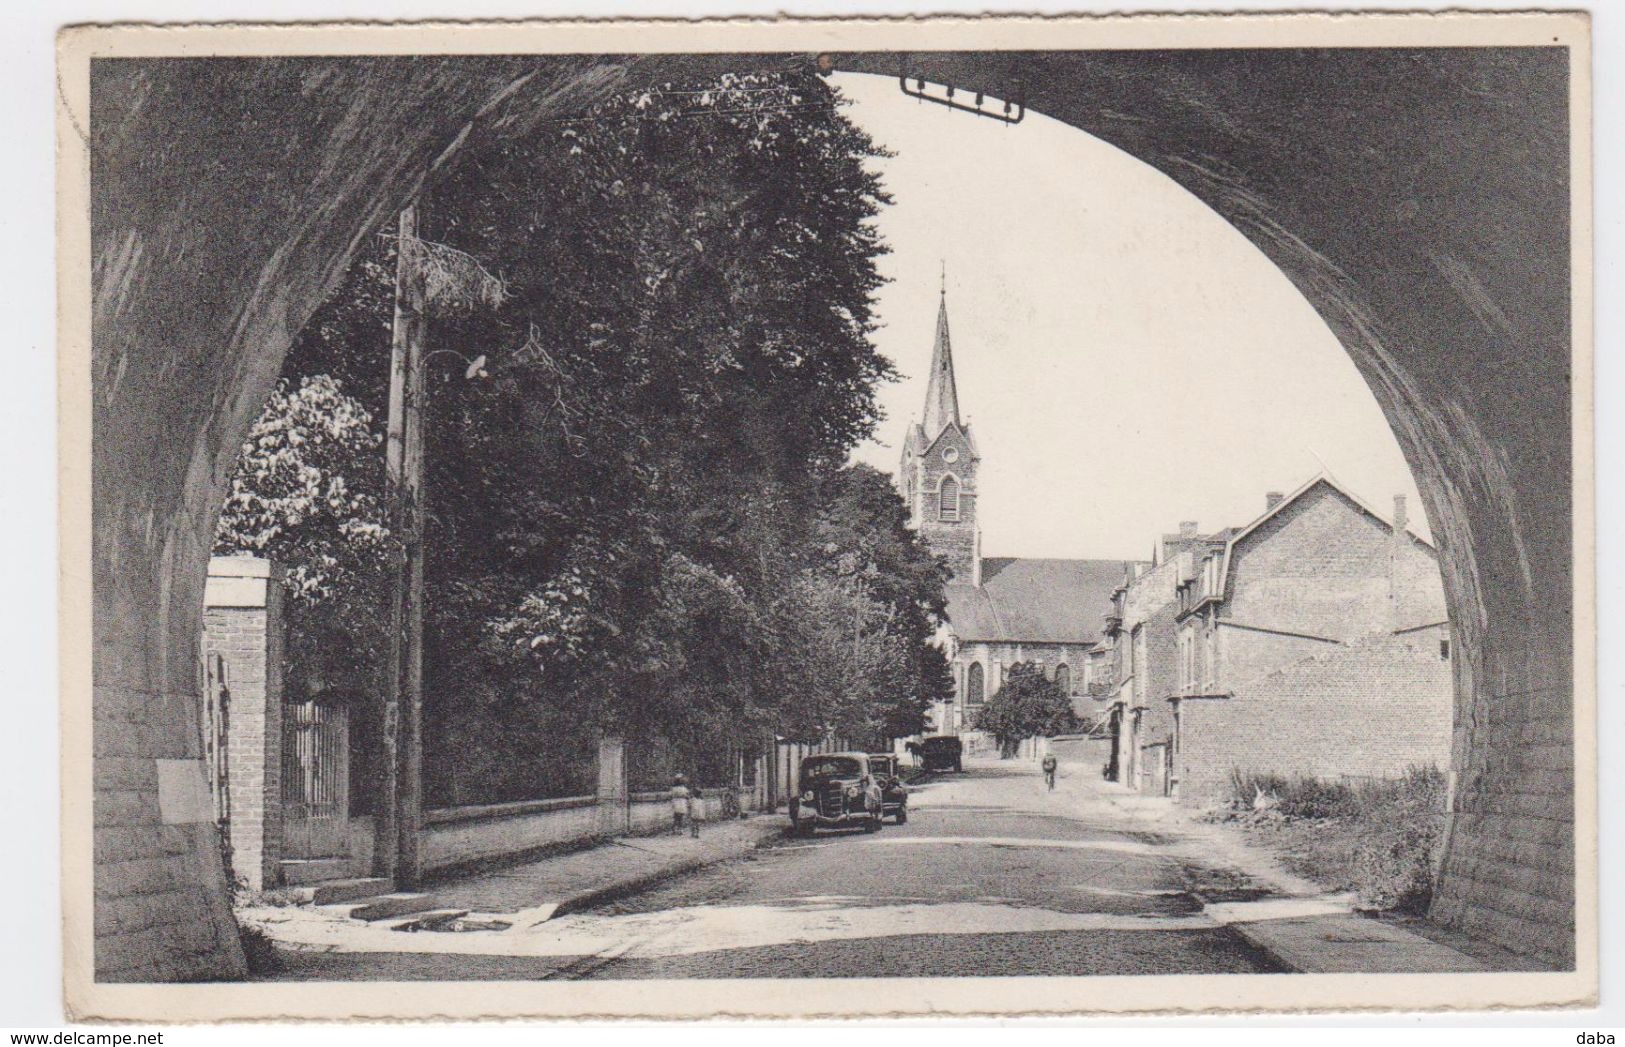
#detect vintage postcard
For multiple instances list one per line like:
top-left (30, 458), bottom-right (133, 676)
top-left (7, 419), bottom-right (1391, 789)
top-left (58, 11), bottom-right (1594, 1021)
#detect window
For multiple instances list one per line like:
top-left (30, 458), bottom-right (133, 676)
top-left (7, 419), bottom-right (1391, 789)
top-left (1055, 664), bottom-right (1071, 696)
top-left (1440, 638), bottom-right (1451, 660)
top-left (1204, 627), bottom-right (1218, 689)
top-left (939, 476), bottom-right (960, 521)
top-left (966, 662), bottom-right (985, 705)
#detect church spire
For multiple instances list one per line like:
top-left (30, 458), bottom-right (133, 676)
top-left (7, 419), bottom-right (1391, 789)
top-left (920, 280), bottom-right (961, 439)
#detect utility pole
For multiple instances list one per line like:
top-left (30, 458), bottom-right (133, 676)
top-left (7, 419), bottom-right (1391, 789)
top-left (381, 202), bottom-right (428, 887)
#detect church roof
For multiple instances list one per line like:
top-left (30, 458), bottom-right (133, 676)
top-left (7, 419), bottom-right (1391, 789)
top-left (919, 293), bottom-right (961, 439)
top-left (945, 557), bottom-right (1131, 646)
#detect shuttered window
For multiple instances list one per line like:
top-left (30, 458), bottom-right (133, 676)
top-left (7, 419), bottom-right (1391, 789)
top-left (939, 476), bottom-right (960, 521)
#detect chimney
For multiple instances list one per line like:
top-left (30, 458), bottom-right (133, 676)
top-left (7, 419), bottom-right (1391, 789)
top-left (1179, 520), bottom-right (1199, 539)
top-left (1265, 491), bottom-right (1285, 512)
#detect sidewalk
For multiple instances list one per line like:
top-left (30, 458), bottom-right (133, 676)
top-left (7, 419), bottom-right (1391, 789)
top-left (423, 813), bottom-right (787, 925)
top-left (1047, 762), bottom-right (1496, 974)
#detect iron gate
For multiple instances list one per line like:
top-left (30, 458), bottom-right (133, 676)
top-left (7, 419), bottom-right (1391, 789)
top-left (281, 700), bottom-right (351, 859)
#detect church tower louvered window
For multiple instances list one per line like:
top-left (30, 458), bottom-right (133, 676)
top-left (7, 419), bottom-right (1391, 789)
top-left (939, 476), bottom-right (960, 521)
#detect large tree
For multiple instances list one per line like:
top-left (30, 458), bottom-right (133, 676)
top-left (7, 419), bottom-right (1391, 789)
top-left (975, 662), bottom-right (1083, 758)
top-left (213, 374), bottom-right (394, 703)
top-left (409, 73), bottom-right (897, 776)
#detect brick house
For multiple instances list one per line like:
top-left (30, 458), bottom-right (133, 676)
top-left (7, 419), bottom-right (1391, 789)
top-left (1098, 522), bottom-right (1228, 792)
top-left (897, 289), bottom-right (1123, 736)
top-left (1164, 475), bottom-right (1453, 803)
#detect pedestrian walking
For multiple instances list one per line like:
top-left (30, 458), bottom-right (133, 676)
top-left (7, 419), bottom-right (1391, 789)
top-left (670, 774), bottom-right (692, 835)
top-left (1041, 752), bottom-right (1058, 791)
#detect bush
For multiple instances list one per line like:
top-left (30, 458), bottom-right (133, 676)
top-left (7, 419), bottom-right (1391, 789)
top-left (1225, 765), bottom-right (1447, 913)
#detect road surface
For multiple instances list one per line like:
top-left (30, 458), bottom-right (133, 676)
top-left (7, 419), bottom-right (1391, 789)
top-left (266, 757), bottom-right (1288, 980)
top-left (563, 758), bottom-right (1283, 978)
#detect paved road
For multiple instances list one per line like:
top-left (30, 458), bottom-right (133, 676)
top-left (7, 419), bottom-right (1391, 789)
top-left (561, 758), bottom-right (1283, 978)
top-left (265, 757), bottom-right (1288, 981)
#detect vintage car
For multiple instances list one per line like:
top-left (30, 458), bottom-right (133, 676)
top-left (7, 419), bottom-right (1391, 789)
top-left (788, 752), bottom-right (885, 836)
top-left (916, 734), bottom-right (964, 773)
top-left (867, 754), bottom-right (910, 824)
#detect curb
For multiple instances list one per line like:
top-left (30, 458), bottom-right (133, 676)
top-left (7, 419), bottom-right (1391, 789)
top-left (548, 818), bottom-right (786, 919)
top-left (1214, 908), bottom-right (1489, 975)
top-left (1225, 920), bottom-right (1306, 973)
top-left (1185, 890), bottom-right (1307, 974)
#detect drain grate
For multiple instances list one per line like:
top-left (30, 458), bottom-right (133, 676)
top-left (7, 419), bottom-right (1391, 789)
top-left (389, 909), bottom-right (513, 933)
top-left (1198, 888), bottom-right (1275, 904)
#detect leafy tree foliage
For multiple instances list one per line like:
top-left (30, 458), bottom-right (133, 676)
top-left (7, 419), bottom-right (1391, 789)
top-left (222, 71), bottom-right (953, 803)
top-left (975, 661), bottom-right (1083, 758)
top-left (214, 375), bottom-right (394, 702)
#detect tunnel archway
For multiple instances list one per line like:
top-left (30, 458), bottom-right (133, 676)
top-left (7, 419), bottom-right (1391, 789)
top-left (79, 42), bottom-right (1579, 982)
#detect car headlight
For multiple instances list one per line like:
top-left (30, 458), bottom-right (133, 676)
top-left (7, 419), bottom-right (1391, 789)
top-left (845, 784), bottom-right (861, 799)
top-left (799, 790), bottom-right (815, 803)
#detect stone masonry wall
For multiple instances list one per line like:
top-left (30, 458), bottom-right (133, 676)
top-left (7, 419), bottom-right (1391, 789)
top-left (94, 700), bottom-right (244, 981)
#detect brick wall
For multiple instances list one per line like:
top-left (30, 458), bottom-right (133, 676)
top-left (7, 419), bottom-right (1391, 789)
top-left (916, 424), bottom-right (979, 582)
top-left (1113, 559), bottom-right (1183, 789)
top-left (200, 558), bottom-right (285, 892)
top-left (920, 518), bottom-right (978, 583)
top-left (1174, 633), bottom-right (1452, 804)
top-left (1222, 483), bottom-right (1446, 655)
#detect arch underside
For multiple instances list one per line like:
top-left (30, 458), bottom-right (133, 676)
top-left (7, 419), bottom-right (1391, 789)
top-left (87, 47), bottom-right (1573, 980)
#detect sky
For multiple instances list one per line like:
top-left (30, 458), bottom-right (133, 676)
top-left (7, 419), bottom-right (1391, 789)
top-left (832, 72), bottom-right (1430, 561)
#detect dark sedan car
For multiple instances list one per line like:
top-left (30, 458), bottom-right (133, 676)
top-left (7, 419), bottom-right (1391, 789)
top-left (787, 752), bottom-right (885, 836)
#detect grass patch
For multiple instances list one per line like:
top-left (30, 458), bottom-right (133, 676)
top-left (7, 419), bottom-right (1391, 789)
top-left (1212, 765), bottom-right (1447, 914)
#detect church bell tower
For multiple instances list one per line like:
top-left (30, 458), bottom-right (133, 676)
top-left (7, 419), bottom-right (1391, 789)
top-left (899, 281), bottom-right (981, 586)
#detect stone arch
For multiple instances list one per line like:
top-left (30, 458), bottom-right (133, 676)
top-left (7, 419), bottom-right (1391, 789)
top-left (85, 46), bottom-right (1576, 979)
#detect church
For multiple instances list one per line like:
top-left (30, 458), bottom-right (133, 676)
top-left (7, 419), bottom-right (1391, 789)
top-left (899, 289), bottom-right (1128, 737)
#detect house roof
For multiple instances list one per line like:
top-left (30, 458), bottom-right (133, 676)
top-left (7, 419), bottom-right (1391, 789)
top-left (945, 557), bottom-right (1132, 645)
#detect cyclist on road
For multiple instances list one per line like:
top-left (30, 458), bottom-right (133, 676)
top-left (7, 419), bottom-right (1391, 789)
top-left (1041, 752), bottom-right (1058, 791)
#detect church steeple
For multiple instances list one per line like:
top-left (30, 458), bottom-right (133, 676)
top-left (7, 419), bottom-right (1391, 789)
top-left (920, 284), bottom-right (961, 439)
top-left (899, 273), bottom-right (981, 588)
